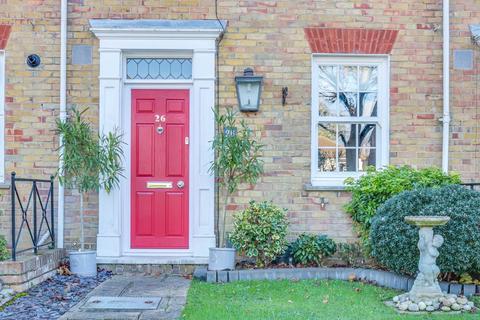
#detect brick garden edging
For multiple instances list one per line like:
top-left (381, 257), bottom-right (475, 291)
top-left (193, 267), bottom-right (479, 297)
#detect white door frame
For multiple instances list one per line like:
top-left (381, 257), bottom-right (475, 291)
top-left (90, 19), bottom-right (225, 264)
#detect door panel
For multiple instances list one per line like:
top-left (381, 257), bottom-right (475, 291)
top-left (131, 89), bottom-right (189, 249)
top-left (136, 124), bottom-right (155, 176)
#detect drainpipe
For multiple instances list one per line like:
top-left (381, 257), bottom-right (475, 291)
top-left (441, 0), bottom-right (450, 173)
top-left (58, 0), bottom-right (67, 248)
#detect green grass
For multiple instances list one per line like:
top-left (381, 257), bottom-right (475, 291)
top-left (182, 280), bottom-right (479, 320)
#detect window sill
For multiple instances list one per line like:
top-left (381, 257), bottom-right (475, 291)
top-left (0, 182), bottom-right (10, 190)
top-left (303, 183), bottom-right (347, 192)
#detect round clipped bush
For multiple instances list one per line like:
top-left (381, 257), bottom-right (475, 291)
top-left (230, 201), bottom-right (289, 267)
top-left (290, 233), bottom-right (336, 266)
top-left (345, 166), bottom-right (460, 245)
top-left (370, 185), bottom-right (480, 276)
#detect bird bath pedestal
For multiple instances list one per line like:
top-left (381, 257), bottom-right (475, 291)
top-left (389, 215), bottom-right (475, 313)
top-left (404, 216), bottom-right (450, 302)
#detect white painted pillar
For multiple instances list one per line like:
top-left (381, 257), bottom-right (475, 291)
top-left (96, 48), bottom-right (123, 257)
top-left (190, 48), bottom-right (217, 257)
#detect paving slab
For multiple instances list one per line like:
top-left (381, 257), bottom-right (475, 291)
top-left (60, 275), bottom-right (191, 320)
top-left (81, 296), bottom-right (162, 310)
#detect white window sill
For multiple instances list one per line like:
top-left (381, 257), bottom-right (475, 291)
top-left (303, 183), bottom-right (347, 191)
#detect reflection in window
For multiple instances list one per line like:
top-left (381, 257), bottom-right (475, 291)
top-left (316, 64), bottom-right (379, 174)
top-left (126, 58), bottom-right (192, 80)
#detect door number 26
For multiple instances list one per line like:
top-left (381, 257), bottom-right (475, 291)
top-left (155, 114), bottom-right (166, 123)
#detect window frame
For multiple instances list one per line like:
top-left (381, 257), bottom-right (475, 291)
top-left (310, 55), bottom-right (390, 187)
top-left (0, 51), bottom-right (4, 183)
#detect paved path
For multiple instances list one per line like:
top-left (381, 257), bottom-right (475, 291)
top-left (60, 275), bottom-right (191, 320)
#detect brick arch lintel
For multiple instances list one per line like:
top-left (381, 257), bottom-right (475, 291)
top-left (0, 25), bottom-right (11, 50)
top-left (304, 27), bottom-right (398, 54)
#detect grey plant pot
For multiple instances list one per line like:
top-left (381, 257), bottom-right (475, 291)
top-left (69, 250), bottom-right (97, 277)
top-left (208, 247), bottom-right (235, 271)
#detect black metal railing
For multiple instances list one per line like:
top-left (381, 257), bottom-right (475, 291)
top-left (461, 182), bottom-right (480, 191)
top-left (11, 172), bottom-right (55, 261)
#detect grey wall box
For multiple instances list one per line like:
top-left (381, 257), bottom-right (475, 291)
top-left (72, 45), bottom-right (93, 65)
top-left (453, 49), bottom-right (474, 70)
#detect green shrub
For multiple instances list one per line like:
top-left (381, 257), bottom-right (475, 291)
top-left (345, 166), bottom-right (460, 246)
top-left (290, 233), bottom-right (336, 266)
top-left (0, 235), bottom-right (9, 261)
top-left (370, 185), bottom-right (480, 276)
top-left (230, 201), bottom-right (289, 267)
top-left (337, 243), bottom-right (367, 267)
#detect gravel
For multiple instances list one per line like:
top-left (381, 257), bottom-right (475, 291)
top-left (0, 270), bottom-right (112, 320)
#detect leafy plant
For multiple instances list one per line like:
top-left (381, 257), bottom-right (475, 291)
top-left (345, 166), bottom-right (460, 247)
top-left (230, 201), bottom-right (289, 267)
top-left (337, 242), bottom-right (367, 267)
top-left (0, 235), bottom-right (9, 261)
top-left (290, 233), bottom-right (336, 266)
top-left (56, 108), bottom-right (124, 251)
top-left (370, 185), bottom-right (480, 276)
top-left (209, 108), bottom-right (264, 247)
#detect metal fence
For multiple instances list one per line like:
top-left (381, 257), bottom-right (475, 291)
top-left (10, 172), bottom-right (55, 261)
top-left (460, 182), bottom-right (480, 191)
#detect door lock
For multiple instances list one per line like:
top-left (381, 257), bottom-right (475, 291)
top-left (156, 126), bottom-right (164, 135)
top-left (177, 180), bottom-right (185, 189)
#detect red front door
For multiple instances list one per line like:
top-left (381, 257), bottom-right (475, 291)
top-left (131, 89), bottom-right (189, 249)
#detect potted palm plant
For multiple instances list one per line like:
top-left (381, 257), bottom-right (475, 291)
top-left (208, 107), bottom-right (263, 270)
top-left (56, 108), bottom-right (124, 276)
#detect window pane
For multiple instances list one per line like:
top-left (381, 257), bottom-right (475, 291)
top-left (137, 59), bottom-right (149, 79)
top-left (358, 148), bottom-right (376, 171)
top-left (318, 65), bottom-right (337, 91)
top-left (318, 123), bottom-right (336, 147)
top-left (338, 147), bottom-right (357, 172)
top-left (339, 66), bottom-right (357, 91)
top-left (359, 66), bottom-right (377, 91)
top-left (359, 124), bottom-right (376, 148)
top-left (359, 92), bottom-right (377, 117)
top-left (338, 123), bottom-right (358, 148)
top-left (127, 59), bottom-right (138, 79)
top-left (318, 149), bottom-right (336, 172)
top-left (126, 58), bottom-right (192, 80)
top-left (319, 92), bottom-right (337, 116)
top-left (338, 92), bottom-right (357, 116)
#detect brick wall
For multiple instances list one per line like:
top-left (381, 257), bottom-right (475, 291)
top-left (1, 0), bottom-right (480, 249)
top-left (0, 0), bottom-right (61, 250)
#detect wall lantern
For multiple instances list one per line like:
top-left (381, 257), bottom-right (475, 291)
top-left (235, 67), bottom-right (263, 112)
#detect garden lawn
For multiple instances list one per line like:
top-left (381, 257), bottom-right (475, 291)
top-left (182, 279), bottom-right (479, 320)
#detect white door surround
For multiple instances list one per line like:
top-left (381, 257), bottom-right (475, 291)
top-left (90, 19), bottom-right (225, 264)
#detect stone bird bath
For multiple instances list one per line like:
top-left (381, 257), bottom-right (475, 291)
top-left (389, 216), bottom-right (475, 313)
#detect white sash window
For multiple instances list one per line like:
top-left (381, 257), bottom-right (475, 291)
top-left (311, 56), bottom-right (389, 187)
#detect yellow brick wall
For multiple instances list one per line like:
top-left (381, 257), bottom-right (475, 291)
top-left (0, 0), bottom-right (61, 250)
top-left (1, 0), bottom-right (479, 249)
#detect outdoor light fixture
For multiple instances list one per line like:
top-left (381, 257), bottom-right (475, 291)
top-left (235, 67), bottom-right (263, 112)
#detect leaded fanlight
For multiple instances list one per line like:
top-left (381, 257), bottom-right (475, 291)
top-left (126, 58), bottom-right (192, 80)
